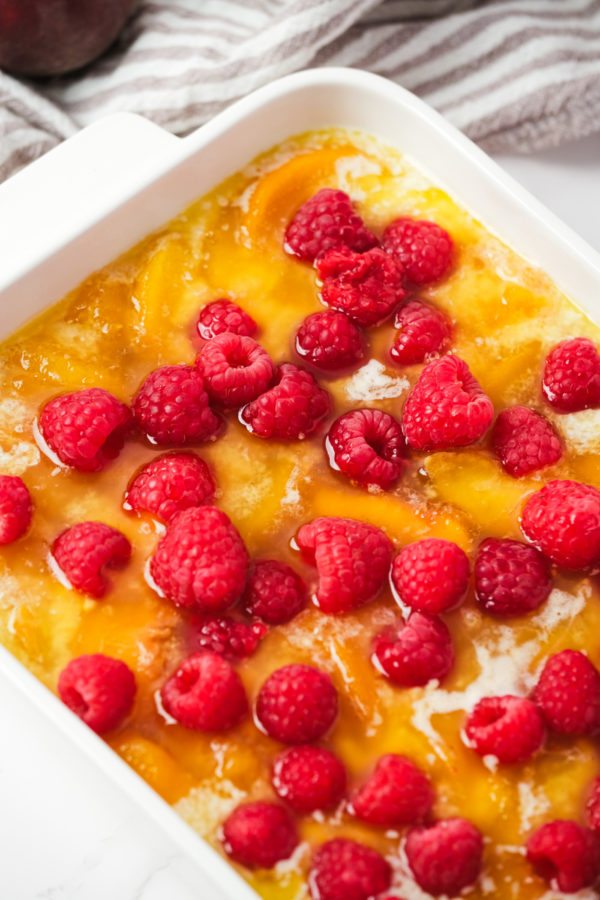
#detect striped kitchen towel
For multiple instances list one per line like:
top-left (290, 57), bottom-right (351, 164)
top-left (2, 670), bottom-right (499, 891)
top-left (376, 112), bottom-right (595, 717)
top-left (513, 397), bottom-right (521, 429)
top-left (1, 0), bottom-right (599, 182)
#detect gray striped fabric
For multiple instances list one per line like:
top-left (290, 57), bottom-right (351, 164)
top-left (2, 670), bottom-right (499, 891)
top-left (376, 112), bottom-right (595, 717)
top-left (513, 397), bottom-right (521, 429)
top-left (1, 0), bottom-right (599, 182)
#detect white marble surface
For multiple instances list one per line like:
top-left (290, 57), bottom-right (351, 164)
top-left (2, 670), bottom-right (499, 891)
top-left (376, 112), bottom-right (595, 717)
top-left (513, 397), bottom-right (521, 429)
top-left (2, 132), bottom-right (600, 900)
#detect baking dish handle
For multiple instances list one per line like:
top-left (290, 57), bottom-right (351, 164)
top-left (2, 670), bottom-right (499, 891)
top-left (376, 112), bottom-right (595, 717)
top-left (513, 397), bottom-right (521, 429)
top-left (0, 113), bottom-right (180, 328)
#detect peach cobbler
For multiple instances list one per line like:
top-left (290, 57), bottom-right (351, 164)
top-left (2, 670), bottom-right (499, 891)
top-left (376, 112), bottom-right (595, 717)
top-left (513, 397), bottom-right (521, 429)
top-left (1, 130), bottom-right (600, 899)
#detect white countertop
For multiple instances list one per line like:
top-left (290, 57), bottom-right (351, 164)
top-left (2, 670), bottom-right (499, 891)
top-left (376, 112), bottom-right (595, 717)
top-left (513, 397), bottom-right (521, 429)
top-left (2, 131), bottom-right (600, 900)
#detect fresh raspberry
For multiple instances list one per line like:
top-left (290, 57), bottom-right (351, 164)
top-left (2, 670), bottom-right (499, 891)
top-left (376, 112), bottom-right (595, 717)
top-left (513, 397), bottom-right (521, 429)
top-left (464, 695), bottom-right (545, 764)
top-left (0, 475), bottom-right (32, 544)
top-left (391, 538), bottom-right (469, 614)
top-left (58, 653), bottom-right (136, 734)
top-left (222, 801), bottom-right (298, 869)
top-left (284, 188), bottom-right (378, 263)
top-left (542, 337), bottom-right (600, 413)
top-left (242, 559), bottom-right (307, 625)
top-left (526, 820), bottom-right (600, 892)
top-left (295, 310), bottom-right (365, 372)
top-left (195, 333), bottom-right (275, 409)
top-left (51, 522), bottom-right (131, 598)
top-left (521, 479), bottom-right (600, 570)
top-left (402, 355), bottom-right (494, 451)
top-left (185, 614), bottom-right (267, 659)
top-left (240, 363), bottom-right (330, 440)
top-left (308, 838), bottom-right (391, 900)
top-left (491, 406), bottom-right (562, 477)
top-left (382, 217), bottom-right (454, 287)
top-left (124, 452), bottom-right (215, 523)
top-left (390, 299), bottom-right (452, 366)
top-left (405, 818), bottom-right (483, 896)
top-left (272, 746), bottom-right (347, 813)
top-left (256, 663), bottom-right (338, 744)
top-left (150, 506), bottom-right (248, 612)
top-left (161, 651), bottom-right (248, 731)
top-left (196, 299), bottom-right (258, 340)
top-left (587, 777), bottom-right (600, 832)
top-left (474, 537), bottom-right (552, 617)
top-left (372, 612), bottom-right (454, 687)
top-left (326, 409), bottom-right (405, 491)
top-left (132, 365), bottom-right (220, 446)
top-left (39, 387), bottom-right (131, 472)
top-left (295, 516), bottom-right (393, 614)
top-left (532, 649), bottom-right (600, 736)
top-left (317, 246), bottom-right (407, 327)
top-left (350, 754), bottom-right (433, 827)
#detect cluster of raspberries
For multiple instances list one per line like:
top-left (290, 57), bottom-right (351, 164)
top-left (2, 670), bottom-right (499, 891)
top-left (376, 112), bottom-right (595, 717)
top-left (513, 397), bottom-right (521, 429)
top-left (2, 187), bottom-right (600, 899)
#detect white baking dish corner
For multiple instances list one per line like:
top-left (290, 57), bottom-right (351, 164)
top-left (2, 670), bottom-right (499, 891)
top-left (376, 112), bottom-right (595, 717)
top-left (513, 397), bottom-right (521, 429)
top-left (0, 67), bottom-right (599, 899)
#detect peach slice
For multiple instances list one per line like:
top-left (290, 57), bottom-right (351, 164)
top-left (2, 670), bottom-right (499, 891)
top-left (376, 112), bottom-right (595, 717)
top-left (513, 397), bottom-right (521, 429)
top-left (307, 483), bottom-right (472, 551)
top-left (425, 450), bottom-right (536, 538)
top-left (134, 237), bottom-right (191, 337)
top-left (73, 594), bottom-right (175, 683)
top-left (243, 145), bottom-right (370, 245)
top-left (109, 731), bottom-right (195, 804)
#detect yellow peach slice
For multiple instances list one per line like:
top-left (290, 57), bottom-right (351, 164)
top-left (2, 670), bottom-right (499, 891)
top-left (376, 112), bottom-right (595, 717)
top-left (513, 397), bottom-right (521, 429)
top-left (109, 731), bottom-right (195, 803)
top-left (471, 341), bottom-right (541, 407)
top-left (243, 145), bottom-right (366, 244)
top-left (425, 450), bottom-right (537, 538)
top-left (307, 483), bottom-right (472, 551)
top-left (134, 237), bottom-right (191, 337)
top-left (73, 594), bottom-right (175, 683)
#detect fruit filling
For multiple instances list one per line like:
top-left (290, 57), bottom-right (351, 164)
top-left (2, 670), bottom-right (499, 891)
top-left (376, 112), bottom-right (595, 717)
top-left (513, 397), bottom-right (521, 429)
top-left (1, 129), bottom-right (600, 899)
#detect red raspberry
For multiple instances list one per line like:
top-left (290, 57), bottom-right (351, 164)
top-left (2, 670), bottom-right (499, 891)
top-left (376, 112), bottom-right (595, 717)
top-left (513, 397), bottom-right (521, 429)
top-left (132, 365), bottom-right (220, 446)
top-left (474, 537), bottom-right (552, 617)
top-left (587, 777), bottom-right (600, 832)
top-left (391, 538), bottom-right (469, 614)
top-left (284, 188), bottom-right (378, 263)
top-left (51, 522), bottom-right (131, 598)
top-left (58, 653), bottom-right (136, 734)
top-left (382, 217), bottom-right (454, 287)
top-left (39, 387), bottom-right (131, 472)
top-left (521, 479), bottom-right (600, 570)
top-left (240, 363), bottom-right (330, 440)
top-left (464, 695), bottom-right (545, 764)
top-left (491, 406), bottom-right (562, 477)
top-left (0, 475), bottom-right (32, 544)
top-left (317, 246), bottom-right (407, 327)
top-left (243, 559), bottom-right (307, 625)
top-left (161, 651), bottom-right (248, 731)
top-left (256, 663), bottom-right (338, 744)
top-left (272, 746), bottom-right (347, 813)
top-left (185, 614), bottom-right (267, 659)
top-left (222, 801), bottom-right (298, 869)
top-left (350, 754), bottom-right (433, 827)
top-left (196, 299), bottom-right (257, 340)
top-left (390, 299), bottom-right (452, 366)
top-left (150, 506), bottom-right (248, 612)
top-left (326, 409), bottom-right (405, 491)
top-left (195, 333), bottom-right (274, 409)
top-left (295, 516), bottom-right (393, 614)
top-left (532, 649), bottom-right (600, 736)
top-left (526, 820), bottom-right (600, 892)
top-left (402, 355), bottom-right (494, 451)
top-left (542, 337), bottom-right (600, 413)
top-left (308, 838), bottom-right (391, 900)
top-left (372, 612), bottom-right (454, 687)
top-left (405, 818), bottom-right (483, 896)
top-left (295, 310), bottom-right (365, 372)
top-left (124, 452), bottom-right (215, 523)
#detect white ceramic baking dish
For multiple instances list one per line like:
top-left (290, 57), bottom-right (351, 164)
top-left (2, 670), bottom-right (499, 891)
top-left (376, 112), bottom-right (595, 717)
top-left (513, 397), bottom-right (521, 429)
top-left (1, 67), bottom-right (600, 899)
